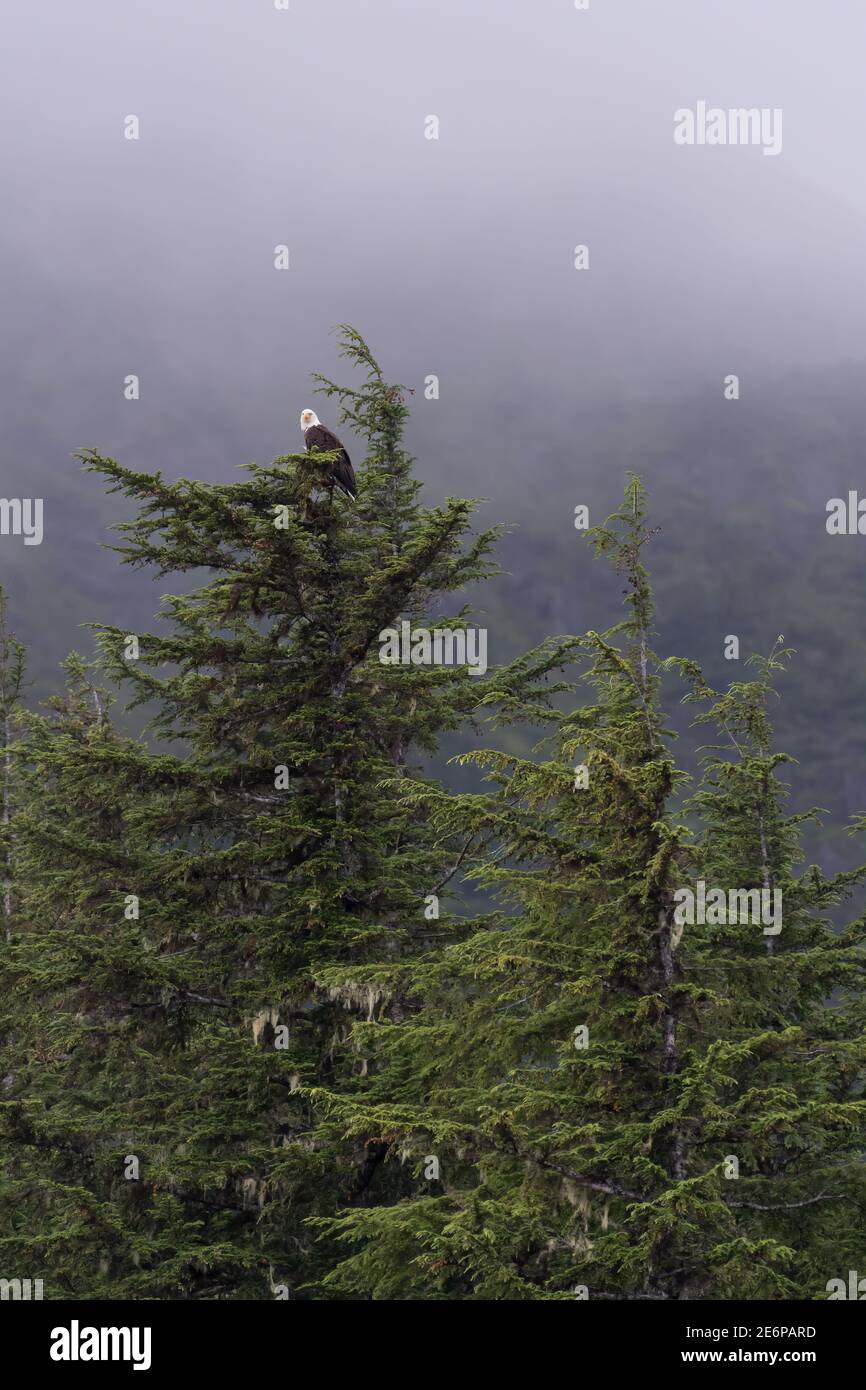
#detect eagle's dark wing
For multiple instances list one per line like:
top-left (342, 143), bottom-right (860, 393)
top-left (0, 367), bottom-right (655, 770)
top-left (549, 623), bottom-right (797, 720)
top-left (304, 424), bottom-right (356, 500)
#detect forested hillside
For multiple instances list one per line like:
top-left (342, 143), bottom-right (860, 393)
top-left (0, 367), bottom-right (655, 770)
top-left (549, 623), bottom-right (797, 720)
top-left (5, 367), bottom-right (866, 873)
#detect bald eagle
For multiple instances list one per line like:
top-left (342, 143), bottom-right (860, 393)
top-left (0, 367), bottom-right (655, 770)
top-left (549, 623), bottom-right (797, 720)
top-left (299, 410), bottom-right (356, 501)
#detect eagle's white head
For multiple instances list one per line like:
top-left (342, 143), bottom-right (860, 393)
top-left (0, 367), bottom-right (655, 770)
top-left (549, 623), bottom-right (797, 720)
top-left (300, 409), bottom-right (320, 432)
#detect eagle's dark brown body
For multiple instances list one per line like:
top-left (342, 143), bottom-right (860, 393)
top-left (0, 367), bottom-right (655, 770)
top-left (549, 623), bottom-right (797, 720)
top-left (303, 423), bottom-right (356, 500)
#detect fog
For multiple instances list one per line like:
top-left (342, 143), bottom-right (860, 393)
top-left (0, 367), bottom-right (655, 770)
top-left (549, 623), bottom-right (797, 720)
top-left (3, 0), bottom-right (865, 486)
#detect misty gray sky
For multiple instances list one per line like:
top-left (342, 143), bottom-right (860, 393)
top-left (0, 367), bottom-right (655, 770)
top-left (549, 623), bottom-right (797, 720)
top-left (3, 0), bottom-right (866, 476)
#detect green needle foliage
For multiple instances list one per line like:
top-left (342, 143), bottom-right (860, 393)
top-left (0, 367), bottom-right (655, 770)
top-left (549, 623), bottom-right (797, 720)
top-left (310, 477), bottom-right (866, 1301)
top-left (0, 329), bottom-right (575, 1299)
top-left (670, 642), bottom-right (866, 1298)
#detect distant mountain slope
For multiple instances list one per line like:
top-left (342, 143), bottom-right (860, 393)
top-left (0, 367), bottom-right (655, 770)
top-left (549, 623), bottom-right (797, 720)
top-left (2, 371), bottom-right (865, 871)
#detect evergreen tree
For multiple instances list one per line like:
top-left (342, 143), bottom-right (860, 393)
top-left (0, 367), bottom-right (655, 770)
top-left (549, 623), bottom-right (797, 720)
top-left (312, 478), bottom-right (866, 1301)
top-left (0, 657), bottom-right (188, 1297)
top-left (667, 641), bottom-right (866, 1297)
top-left (0, 329), bottom-right (573, 1299)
